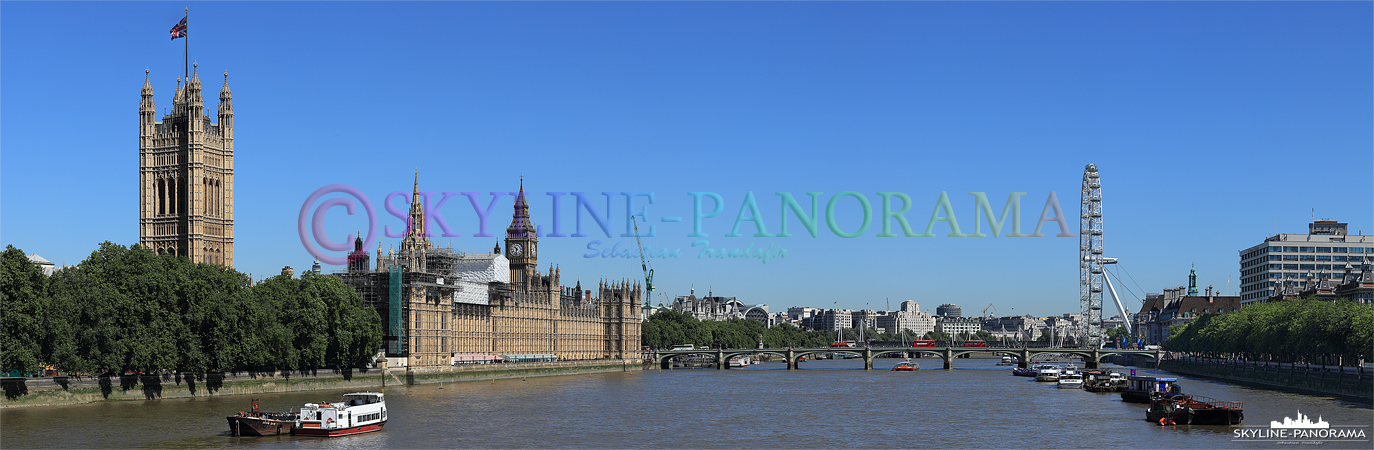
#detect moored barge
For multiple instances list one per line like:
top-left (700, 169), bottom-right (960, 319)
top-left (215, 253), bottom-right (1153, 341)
top-left (227, 399), bottom-right (298, 436)
top-left (1147, 394), bottom-right (1244, 425)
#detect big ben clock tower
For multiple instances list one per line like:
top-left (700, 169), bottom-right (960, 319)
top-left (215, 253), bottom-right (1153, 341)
top-left (505, 177), bottom-right (537, 284)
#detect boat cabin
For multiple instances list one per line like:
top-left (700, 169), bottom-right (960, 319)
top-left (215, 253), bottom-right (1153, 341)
top-left (1126, 376), bottom-right (1177, 393)
top-left (1121, 376), bottom-right (1179, 403)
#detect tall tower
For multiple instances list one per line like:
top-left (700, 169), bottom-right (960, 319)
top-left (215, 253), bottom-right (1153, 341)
top-left (139, 65), bottom-right (235, 266)
top-left (505, 177), bottom-right (538, 284)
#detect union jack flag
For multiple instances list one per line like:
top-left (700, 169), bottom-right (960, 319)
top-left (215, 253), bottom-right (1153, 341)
top-left (170, 17), bottom-right (187, 40)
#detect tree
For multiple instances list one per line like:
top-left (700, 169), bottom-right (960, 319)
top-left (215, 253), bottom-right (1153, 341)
top-left (1, 245), bottom-right (46, 374)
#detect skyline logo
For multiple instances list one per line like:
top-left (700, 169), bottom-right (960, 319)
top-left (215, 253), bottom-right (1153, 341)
top-left (1234, 410), bottom-right (1368, 444)
top-left (298, 183), bottom-right (1077, 266)
top-left (1270, 410), bottom-right (1330, 429)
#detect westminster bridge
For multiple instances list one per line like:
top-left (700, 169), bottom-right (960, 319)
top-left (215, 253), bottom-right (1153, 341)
top-left (648, 346), bottom-right (1163, 370)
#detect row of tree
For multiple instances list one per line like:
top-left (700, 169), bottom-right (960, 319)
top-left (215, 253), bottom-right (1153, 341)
top-left (1164, 297), bottom-right (1373, 361)
top-left (642, 310), bottom-right (836, 349)
top-left (641, 310), bottom-right (1010, 349)
top-left (0, 243), bottom-right (383, 376)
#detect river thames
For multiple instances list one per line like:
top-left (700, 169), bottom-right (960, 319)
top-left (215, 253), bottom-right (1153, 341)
top-left (2, 357), bottom-right (1370, 449)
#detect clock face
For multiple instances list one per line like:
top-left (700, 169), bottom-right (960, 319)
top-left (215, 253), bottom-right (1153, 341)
top-left (510, 243), bottom-right (523, 257)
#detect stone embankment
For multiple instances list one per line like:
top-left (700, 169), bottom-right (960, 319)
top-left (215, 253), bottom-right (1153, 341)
top-left (1, 359), bottom-right (642, 408)
top-left (1107, 354), bottom-right (1371, 401)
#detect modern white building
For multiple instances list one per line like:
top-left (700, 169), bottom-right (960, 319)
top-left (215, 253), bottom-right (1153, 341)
top-left (1239, 220), bottom-right (1374, 304)
top-left (811, 309), bottom-right (852, 332)
top-left (935, 316), bottom-right (981, 338)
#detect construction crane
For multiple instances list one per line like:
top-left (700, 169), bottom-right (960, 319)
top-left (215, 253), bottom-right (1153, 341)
top-left (982, 303), bottom-right (997, 319)
top-left (632, 216), bottom-right (654, 306)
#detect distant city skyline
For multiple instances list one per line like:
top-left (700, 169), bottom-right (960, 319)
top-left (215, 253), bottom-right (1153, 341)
top-left (3, 2), bottom-right (1370, 317)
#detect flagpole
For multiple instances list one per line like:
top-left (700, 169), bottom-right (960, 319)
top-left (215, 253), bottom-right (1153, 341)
top-left (184, 7), bottom-right (189, 105)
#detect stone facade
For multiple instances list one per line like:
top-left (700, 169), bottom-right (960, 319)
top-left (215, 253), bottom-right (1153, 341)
top-left (138, 65), bottom-right (234, 266)
top-left (336, 176), bottom-right (641, 370)
top-left (875, 301), bottom-right (935, 336)
top-left (669, 288), bottom-right (768, 324)
top-left (935, 316), bottom-right (981, 338)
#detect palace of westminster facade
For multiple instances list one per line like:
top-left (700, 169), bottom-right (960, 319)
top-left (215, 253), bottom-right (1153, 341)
top-left (138, 67), bottom-right (641, 369)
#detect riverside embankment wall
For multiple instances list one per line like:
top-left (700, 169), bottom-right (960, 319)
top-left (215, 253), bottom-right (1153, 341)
top-left (0, 359), bottom-right (643, 408)
top-left (1108, 354), bottom-right (1371, 401)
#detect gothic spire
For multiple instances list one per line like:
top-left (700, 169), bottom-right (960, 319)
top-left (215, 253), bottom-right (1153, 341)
top-left (406, 171), bottom-right (426, 239)
top-left (142, 68), bottom-right (154, 96)
top-left (140, 68), bottom-right (155, 115)
top-left (174, 77), bottom-right (183, 110)
top-left (220, 71), bottom-right (231, 96)
top-left (189, 61), bottom-right (201, 89)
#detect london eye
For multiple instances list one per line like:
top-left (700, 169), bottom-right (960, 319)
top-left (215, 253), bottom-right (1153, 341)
top-left (1080, 164), bottom-right (1132, 348)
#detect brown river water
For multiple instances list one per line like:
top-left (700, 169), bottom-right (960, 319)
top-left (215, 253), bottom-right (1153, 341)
top-left (2, 357), bottom-right (1370, 449)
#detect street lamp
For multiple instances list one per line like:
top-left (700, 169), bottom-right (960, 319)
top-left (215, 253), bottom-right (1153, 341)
top-left (833, 302), bottom-right (840, 344)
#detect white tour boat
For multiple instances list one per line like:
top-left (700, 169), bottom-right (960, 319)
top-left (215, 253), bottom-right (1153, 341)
top-left (292, 392), bottom-right (387, 437)
top-left (1057, 371), bottom-right (1085, 389)
top-left (1035, 365), bottom-right (1062, 382)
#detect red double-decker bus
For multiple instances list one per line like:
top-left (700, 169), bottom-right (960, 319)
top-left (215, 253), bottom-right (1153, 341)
top-left (911, 340), bottom-right (936, 347)
top-left (962, 340), bottom-right (988, 348)
top-left (829, 342), bottom-right (856, 348)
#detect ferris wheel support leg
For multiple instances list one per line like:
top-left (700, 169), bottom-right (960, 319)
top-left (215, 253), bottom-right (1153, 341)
top-left (1104, 273), bottom-right (1132, 337)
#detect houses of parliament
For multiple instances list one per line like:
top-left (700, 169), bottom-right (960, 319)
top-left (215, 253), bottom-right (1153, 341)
top-left (138, 63), bottom-right (640, 369)
top-left (336, 176), bottom-right (644, 370)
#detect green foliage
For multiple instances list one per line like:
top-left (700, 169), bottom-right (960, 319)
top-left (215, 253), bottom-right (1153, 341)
top-left (1, 245), bottom-right (46, 374)
top-left (0, 242), bottom-right (383, 375)
top-left (1164, 298), bottom-right (1374, 360)
top-left (641, 311), bottom-right (832, 349)
top-left (923, 331), bottom-right (951, 341)
top-left (1106, 326), bottom-right (1130, 340)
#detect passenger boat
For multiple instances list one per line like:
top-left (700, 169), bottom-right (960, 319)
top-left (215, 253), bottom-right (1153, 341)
top-left (1121, 376), bottom-right (1180, 403)
top-left (1147, 394), bottom-right (1244, 425)
top-left (891, 360), bottom-right (920, 371)
top-left (996, 355), bottom-right (1017, 366)
top-left (1034, 365), bottom-right (1061, 382)
top-left (227, 398), bottom-right (298, 436)
top-left (1057, 371), bottom-right (1084, 389)
top-left (292, 392), bottom-right (387, 437)
top-left (728, 356), bottom-right (751, 368)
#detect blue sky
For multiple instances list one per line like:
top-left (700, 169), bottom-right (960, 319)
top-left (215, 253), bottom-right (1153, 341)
top-left (3, 2), bottom-right (1370, 317)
